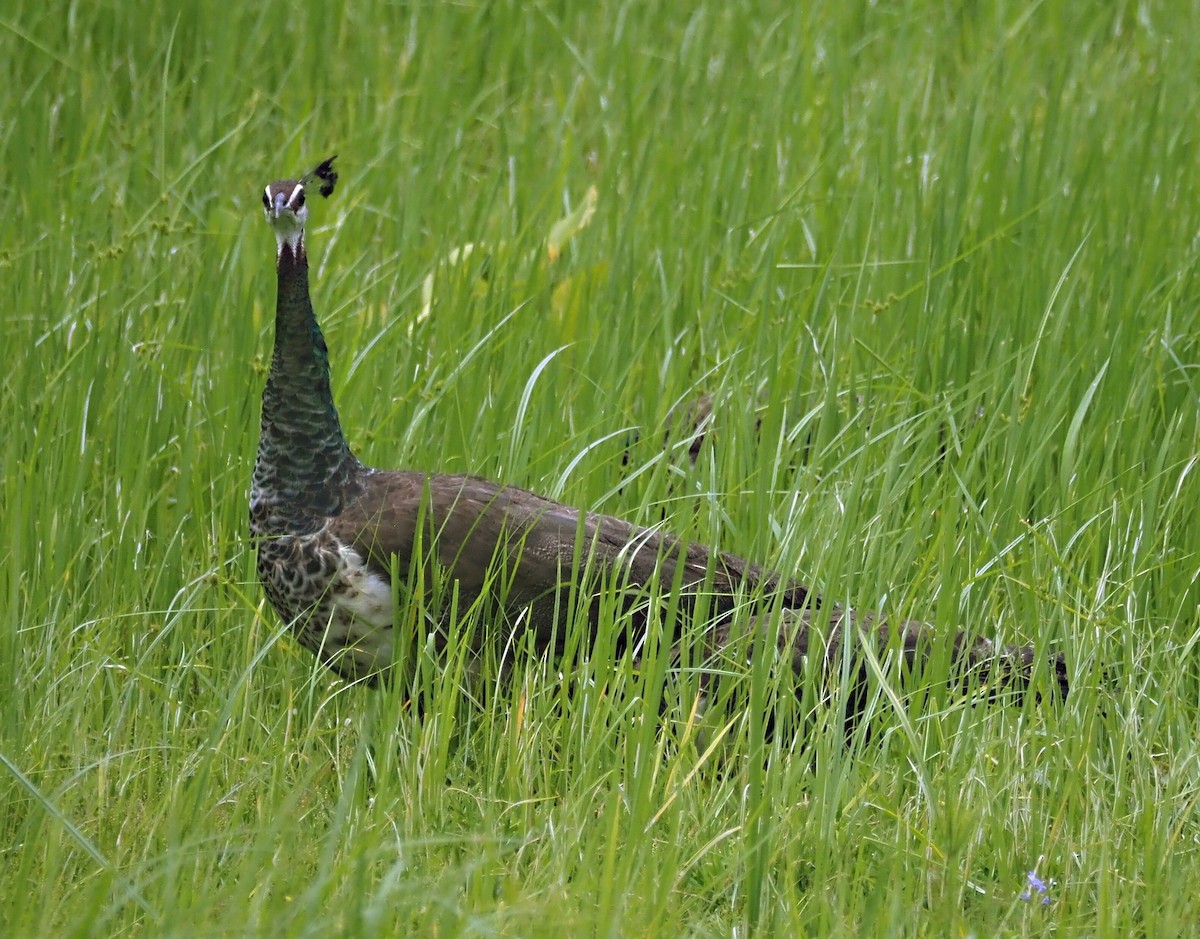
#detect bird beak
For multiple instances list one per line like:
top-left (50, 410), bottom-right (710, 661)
top-left (270, 191), bottom-right (290, 219)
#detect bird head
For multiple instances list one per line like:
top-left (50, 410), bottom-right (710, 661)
top-left (263, 156), bottom-right (338, 257)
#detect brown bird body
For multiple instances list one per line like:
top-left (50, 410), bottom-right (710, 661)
top-left (251, 157), bottom-right (1067, 714)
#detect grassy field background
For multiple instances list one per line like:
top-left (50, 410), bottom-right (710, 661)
top-left (4, 0), bottom-right (1200, 934)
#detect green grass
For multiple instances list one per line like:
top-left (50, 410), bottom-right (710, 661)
top-left (4, 0), bottom-right (1200, 934)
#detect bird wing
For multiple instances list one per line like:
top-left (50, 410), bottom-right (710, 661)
top-left (327, 470), bottom-right (814, 620)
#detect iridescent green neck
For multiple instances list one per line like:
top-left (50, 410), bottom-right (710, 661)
top-left (250, 240), bottom-right (363, 536)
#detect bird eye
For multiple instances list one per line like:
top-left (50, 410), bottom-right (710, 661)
top-left (294, 190), bottom-right (306, 208)
top-left (262, 192), bottom-right (270, 208)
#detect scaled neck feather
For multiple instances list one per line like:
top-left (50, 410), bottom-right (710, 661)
top-left (251, 234), bottom-right (363, 537)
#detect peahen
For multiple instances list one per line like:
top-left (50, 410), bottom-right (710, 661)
top-left (250, 156), bottom-right (1068, 722)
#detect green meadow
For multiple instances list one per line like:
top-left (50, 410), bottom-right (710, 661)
top-left (4, 0), bottom-right (1200, 934)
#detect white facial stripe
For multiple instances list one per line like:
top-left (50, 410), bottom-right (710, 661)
top-left (289, 183), bottom-right (305, 207)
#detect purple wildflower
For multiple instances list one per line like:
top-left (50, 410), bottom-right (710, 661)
top-left (1019, 869), bottom-right (1053, 905)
